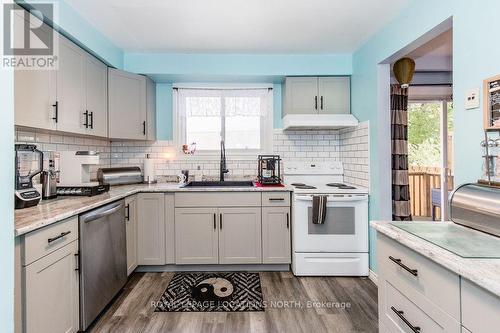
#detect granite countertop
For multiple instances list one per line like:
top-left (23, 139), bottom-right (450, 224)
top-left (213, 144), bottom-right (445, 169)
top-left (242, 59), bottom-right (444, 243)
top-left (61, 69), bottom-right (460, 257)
top-left (371, 220), bottom-right (500, 298)
top-left (15, 183), bottom-right (293, 237)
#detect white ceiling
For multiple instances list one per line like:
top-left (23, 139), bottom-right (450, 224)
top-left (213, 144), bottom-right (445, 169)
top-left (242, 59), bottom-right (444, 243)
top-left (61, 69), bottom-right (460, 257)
top-left (64, 0), bottom-right (411, 54)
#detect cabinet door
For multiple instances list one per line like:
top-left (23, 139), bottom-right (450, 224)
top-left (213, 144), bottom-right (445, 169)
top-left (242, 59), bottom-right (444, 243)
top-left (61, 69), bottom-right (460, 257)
top-left (175, 208), bottom-right (219, 264)
top-left (219, 207), bottom-right (262, 264)
top-left (283, 77), bottom-right (318, 115)
top-left (125, 195), bottom-right (138, 275)
top-left (318, 77), bottom-right (350, 114)
top-left (146, 77), bottom-right (157, 140)
top-left (137, 193), bottom-right (165, 265)
top-left (262, 207), bottom-right (291, 264)
top-left (85, 55), bottom-right (108, 137)
top-left (15, 68), bottom-right (57, 130)
top-left (13, 14), bottom-right (57, 130)
top-left (24, 241), bottom-right (79, 333)
top-left (108, 68), bottom-right (147, 140)
top-left (57, 36), bottom-right (86, 134)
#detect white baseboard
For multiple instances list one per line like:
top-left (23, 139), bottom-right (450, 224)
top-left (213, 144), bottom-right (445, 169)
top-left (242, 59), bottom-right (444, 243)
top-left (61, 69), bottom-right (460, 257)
top-left (136, 264), bottom-right (290, 273)
top-left (368, 269), bottom-right (378, 286)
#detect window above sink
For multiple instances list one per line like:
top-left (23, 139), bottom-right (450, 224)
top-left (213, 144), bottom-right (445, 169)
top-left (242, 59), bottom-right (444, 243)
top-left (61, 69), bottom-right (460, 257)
top-left (173, 85), bottom-right (274, 159)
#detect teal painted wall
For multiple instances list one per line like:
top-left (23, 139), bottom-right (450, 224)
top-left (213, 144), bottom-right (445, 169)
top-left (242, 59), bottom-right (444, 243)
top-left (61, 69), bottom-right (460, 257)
top-left (18, 0), bottom-right (123, 68)
top-left (156, 83), bottom-right (174, 140)
top-left (124, 53), bottom-right (352, 78)
top-left (142, 54), bottom-right (353, 140)
top-left (0, 49), bottom-right (15, 333)
top-left (352, 0), bottom-right (500, 270)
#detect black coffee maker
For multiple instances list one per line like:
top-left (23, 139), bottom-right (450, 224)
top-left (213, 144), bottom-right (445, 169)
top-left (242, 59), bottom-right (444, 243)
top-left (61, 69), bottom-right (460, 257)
top-left (15, 144), bottom-right (43, 209)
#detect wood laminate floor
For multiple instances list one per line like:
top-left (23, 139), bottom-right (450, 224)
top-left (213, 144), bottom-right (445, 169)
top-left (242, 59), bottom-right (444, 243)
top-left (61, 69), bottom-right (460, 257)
top-left (89, 272), bottom-right (378, 333)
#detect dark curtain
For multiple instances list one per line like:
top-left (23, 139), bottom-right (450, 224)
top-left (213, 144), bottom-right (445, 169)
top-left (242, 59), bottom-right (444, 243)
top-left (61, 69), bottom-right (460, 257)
top-left (391, 85), bottom-right (412, 221)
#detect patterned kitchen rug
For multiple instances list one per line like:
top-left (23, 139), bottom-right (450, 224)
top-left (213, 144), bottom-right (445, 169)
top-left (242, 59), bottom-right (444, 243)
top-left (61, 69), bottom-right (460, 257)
top-left (155, 272), bottom-right (264, 312)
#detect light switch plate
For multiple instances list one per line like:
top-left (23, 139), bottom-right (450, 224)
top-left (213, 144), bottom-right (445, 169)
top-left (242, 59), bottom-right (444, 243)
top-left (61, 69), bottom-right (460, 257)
top-left (465, 88), bottom-right (480, 109)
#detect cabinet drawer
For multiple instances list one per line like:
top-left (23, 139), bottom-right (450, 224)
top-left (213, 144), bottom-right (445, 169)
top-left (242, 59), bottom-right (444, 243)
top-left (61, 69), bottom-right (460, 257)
top-left (377, 234), bottom-right (460, 319)
top-left (175, 192), bottom-right (261, 207)
top-left (22, 217), bottom-right (78, 266)
top-left (461, 278), bottom-right (500, 333)
top-left (262, 192), bottom-right (290, 206)
top-left (381, 279), bottom-right (460, 333)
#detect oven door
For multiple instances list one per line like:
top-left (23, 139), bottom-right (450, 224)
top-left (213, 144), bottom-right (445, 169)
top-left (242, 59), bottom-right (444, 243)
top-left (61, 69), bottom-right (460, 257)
top-left (293, 194), bottom-right (369, 253)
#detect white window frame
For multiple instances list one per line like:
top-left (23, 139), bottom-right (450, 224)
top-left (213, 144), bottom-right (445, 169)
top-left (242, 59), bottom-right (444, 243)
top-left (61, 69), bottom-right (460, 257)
top-left (173, 84), bottom-right (274, 160)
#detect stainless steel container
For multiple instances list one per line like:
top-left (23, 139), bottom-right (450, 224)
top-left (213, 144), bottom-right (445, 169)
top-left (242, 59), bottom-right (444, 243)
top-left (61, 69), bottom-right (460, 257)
top-left (41, 151), bottom-right (59, 200)
top-left (449, 183), bottom-right (500, 237)
top-left (97, 167), bottom-right (143, 185)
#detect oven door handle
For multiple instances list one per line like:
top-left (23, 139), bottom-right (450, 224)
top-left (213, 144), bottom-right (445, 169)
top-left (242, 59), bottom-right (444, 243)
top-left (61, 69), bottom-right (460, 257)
top-left (294, 195), bottom-right (368, 202)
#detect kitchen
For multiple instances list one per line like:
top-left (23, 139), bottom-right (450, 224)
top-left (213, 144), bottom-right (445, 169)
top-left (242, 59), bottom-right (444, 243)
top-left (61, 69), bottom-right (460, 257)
top-left (3, 1), bottom-right (500, 333)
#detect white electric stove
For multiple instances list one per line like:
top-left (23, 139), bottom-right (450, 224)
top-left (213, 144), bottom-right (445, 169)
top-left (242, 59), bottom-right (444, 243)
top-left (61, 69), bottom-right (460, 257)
top-left (284, 161), bottom-right (369, 276)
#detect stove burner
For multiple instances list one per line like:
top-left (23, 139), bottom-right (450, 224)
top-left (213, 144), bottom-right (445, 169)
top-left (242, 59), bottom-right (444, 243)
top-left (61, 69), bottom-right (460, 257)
top-left (326, 183), bottom-right (357, 190)
top-left (291, 183), bottom-right (306, 186)
top-left (294, 185), bottom-right (317, 189)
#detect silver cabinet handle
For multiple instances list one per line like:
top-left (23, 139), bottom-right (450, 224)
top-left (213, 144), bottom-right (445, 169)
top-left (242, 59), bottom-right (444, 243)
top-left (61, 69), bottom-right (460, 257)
top-left (391, 306), bottom-right (421, 333)
top-left (48, 231), bottom-right (71, 243)
top-left (389, 256), bottom-right (418, 276)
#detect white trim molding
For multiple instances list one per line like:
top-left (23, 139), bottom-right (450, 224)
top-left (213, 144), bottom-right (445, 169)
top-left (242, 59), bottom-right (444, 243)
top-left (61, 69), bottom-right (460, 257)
top-left (368, 269), bottom-right (378, 286)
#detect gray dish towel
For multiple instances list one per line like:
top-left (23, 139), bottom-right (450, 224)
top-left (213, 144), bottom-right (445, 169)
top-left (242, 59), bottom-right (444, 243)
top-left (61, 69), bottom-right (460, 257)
top-left (312, 195), bottom-right (328, 224)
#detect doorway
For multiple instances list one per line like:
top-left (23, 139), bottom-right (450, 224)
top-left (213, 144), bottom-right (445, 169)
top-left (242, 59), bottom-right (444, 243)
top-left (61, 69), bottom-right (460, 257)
top-left (382, 25), bottom-right (454, 221)
top-left (406, 28), bottom-right (453, 221)
top-left (407, 100), bottom-right (454, 220)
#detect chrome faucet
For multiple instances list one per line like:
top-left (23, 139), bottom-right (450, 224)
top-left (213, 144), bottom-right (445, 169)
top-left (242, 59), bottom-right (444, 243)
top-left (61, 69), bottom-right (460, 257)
top-left (220, 140), bottom-right (229, 181)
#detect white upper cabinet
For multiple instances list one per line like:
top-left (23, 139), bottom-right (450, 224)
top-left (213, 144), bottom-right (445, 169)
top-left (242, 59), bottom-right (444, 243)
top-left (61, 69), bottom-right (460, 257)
top-left (283, 76), bottom-right (351, 116)
top-left (56, 35), bottom-right (87, 135)
top-left (15, 67), bottom-right (57, 131)
top-left (15, 30), bottom-right (109, 138)
top-left (283, 77), bottom-right (319, 115)
top-left (84, 55), bottom-right (108, 137)
top-left (108, 68), bottom-right (147, 140)
top-left (318, 77), bottom-right (350, 114)
top-left (146, 77), bottom-right (157, 141)
top-left (14, 15), bottom-right (57, 131)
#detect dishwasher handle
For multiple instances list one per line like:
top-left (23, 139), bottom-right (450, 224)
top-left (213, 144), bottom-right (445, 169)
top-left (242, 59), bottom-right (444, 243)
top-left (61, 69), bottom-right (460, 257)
top-left (81, 201), bottom-right (124, 223)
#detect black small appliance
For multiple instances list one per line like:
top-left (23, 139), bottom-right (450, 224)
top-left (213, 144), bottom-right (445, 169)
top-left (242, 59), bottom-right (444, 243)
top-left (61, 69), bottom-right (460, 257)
top-left (57, 183), bottom-right (110, 197)
top-left (258, 155), bottom-right (282, 185)
top-left (15, 144), bottom-right (43, 209)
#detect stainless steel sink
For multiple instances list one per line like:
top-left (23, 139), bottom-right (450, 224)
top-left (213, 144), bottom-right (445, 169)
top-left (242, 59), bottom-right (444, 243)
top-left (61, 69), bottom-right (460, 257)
top-left (183, 181), bottom-right (255, 187)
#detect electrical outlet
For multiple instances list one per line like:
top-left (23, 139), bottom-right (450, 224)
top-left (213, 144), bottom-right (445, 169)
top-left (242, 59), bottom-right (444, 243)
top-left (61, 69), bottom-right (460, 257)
top-left (465, 88), bottom-right (480, 109)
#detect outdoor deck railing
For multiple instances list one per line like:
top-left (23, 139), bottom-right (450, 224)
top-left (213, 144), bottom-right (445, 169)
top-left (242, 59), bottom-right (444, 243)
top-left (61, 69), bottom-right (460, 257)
top-left (408, 166), bottom-right (454, 218)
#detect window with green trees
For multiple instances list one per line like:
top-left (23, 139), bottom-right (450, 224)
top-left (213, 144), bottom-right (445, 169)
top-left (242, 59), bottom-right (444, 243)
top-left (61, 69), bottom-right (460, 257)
top-left (408, 102), bottom-right (454, 167)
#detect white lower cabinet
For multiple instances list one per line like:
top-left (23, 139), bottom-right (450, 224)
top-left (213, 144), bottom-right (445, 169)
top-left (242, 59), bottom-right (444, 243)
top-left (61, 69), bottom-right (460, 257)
top-left (175, 208), bottom-right (219, 264)
top-left (219, 207), bottom-right (262, 264)
top-left (379, 278), bottom-right (460, 333)
top-left (175, 207), bottom-right (263, 265)
top-left (262, 207), bottom-right (291, 264)
top-left (461, 278), bottom-right (500, 333)
top-left (125, 195), bottom-right (138, 275)
top-left (24, 240), bottom-right (79, 333)
top-left (137, 193), bottom-right (165, 265)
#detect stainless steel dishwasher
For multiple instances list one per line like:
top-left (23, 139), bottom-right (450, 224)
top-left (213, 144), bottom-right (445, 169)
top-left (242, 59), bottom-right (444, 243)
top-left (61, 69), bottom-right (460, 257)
top-left (79, 199), bottom-right (127, 331)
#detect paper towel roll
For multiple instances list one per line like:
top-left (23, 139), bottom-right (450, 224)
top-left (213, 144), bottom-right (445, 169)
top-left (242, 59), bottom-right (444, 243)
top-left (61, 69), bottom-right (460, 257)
top-left (144, 157), bottom-right (156, 183)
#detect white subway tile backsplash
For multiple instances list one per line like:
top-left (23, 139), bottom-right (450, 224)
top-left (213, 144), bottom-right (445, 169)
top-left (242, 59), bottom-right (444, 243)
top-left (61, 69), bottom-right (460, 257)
top-left (15, 122), bottom-right (370, 188)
